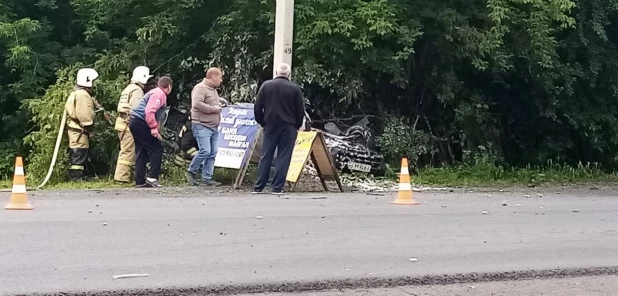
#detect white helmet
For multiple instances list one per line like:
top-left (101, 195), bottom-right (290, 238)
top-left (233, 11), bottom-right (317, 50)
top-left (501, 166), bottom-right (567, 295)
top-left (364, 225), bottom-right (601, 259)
top-left (131, 66), bottom-right (153, 84)
top-left (76, 68), bottom-right (99, 88)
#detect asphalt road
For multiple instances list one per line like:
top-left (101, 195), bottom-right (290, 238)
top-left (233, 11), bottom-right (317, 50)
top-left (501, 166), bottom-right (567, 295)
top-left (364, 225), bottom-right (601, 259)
top-left (1, 186), bottom-right (617, 295)
top-left (238, 275), bottom-right (618, 296)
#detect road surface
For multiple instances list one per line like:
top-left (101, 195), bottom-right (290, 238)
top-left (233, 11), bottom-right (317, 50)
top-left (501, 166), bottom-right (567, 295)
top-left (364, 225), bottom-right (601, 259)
top-left (238, 275), bottom-right (618, 296)
top-left (1, 186), bottom-right (617, 295)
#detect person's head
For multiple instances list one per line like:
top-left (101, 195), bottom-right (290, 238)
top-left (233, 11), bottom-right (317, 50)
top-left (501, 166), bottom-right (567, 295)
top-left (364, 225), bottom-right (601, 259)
top-left (205, 67), bottom-right (223, 87)
top-left (131, 66), bottom-right (153, 86)
top-left (76, 68), bottom-right (99, 89)
top-left (144, 76), bottom-right (158, 92)
top-left (158, 76), bottom-right (173, 94)
top-left (275, 63), bottom-right (291, 79)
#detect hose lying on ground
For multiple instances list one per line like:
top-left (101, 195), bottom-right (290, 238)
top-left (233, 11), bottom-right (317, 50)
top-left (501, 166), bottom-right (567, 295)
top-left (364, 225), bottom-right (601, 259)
top-left (34, 110), bottom-right (67, 190)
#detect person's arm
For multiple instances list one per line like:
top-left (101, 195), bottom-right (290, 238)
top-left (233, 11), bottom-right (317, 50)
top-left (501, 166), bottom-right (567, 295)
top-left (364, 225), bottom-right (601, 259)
top-left (192, 86), bottom-right (221, 114)
top-left (128, 88), bottom-right (144, 110)
top-left (145, 90), bottom-right (166, 133)
top-left (294, 86), bottom-right (305, 130)
top-left (254, 85), bottom-right (265, 126)
top-left (75, 91), bottom-right (95, 132)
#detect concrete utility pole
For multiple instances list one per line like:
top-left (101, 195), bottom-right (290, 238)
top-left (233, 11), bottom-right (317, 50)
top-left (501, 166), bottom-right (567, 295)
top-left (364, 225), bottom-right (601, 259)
top-left (273, 0), bottom-right (295, 78)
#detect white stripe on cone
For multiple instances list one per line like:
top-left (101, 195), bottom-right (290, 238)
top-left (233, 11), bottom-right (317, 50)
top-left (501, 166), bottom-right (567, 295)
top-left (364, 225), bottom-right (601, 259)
top-left (12, 184), bottom-right (26, 194)
top-left (399, 183), bottom-right (412, 191)
top-left (15, 166), bottom-right (24, 176)
top-left (400, 167), bottom-right (409, 175)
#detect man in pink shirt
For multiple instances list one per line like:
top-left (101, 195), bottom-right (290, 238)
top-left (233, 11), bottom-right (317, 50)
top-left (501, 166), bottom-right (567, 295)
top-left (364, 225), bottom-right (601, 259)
top-left (129, 76), bottom-right (173, 188)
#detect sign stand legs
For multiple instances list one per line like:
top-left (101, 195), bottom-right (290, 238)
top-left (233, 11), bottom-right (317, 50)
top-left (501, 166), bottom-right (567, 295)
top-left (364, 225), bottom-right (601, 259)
top-left (233, 128), bottom-right (262, 190)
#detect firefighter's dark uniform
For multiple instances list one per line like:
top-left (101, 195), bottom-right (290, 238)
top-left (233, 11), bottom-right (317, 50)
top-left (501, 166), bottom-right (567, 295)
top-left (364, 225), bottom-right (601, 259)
top-left (113, 83), bottom-right (145, 182)
top-left (174, 118), bottom-right (199, 166)
top-left (65, 87), bottom-right (95, 180)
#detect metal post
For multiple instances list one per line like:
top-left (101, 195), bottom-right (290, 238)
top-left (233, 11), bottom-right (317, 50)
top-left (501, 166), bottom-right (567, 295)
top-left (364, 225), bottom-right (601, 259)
top-left (273, 0), bottom-right (295, 78)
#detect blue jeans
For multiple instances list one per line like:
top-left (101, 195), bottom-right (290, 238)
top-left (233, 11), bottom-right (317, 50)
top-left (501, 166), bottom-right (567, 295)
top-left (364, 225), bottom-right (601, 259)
top-left (188, 124), bottom-right (218, 181)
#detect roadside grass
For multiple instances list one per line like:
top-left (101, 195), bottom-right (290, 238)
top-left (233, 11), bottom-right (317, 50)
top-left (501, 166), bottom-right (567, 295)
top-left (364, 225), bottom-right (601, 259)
top-left (1, 162), bottom-right (616, 190)
top-left (413, 162), bottom-right (618, 187)
top-left (0, 165), bottom-right (258, 190)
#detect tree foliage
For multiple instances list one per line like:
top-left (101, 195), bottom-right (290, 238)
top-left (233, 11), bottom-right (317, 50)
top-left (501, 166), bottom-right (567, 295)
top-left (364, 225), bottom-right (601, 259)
top-left (0, 0), bottom-right (617, 181)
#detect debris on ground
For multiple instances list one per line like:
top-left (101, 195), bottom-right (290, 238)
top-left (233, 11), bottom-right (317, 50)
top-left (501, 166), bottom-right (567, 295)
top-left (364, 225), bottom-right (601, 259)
top-left (295, 196), bottom-right (328, 200)
top-left (111, 273), bottom-right (149, 280)
top-left (338, 174), bottom-right (395, 192)
top-left (339, 174), bottom-right (450, 193)
top-left (409, 258), bottom-right (419, 262)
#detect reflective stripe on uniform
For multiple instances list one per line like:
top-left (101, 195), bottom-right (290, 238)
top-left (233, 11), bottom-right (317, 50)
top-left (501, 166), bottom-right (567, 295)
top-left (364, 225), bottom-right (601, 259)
top-left (174, 155), bottom-right (186, 166)
top-left (118, 160), bottom-right (133, 166)
top-left (187, 147), bottom-right (197, 155)
top-left (69, 165), bottom-right (84, 170)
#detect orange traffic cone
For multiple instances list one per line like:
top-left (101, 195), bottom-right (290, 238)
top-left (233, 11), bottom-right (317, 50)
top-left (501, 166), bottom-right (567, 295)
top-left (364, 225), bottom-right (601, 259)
top-left (391, 158), bottom-right (420, 205)
top-left (4, 156), bottom-right (34, 210)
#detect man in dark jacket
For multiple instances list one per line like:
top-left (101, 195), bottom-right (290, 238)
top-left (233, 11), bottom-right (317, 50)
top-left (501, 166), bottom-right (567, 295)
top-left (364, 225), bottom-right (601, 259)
top-left (253, 63), bottom-right (305, 195)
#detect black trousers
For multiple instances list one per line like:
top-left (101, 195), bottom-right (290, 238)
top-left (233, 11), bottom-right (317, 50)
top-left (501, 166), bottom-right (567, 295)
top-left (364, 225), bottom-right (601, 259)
top-left (129, 117), bottom-right (163, 185)
top-left (68, 148), bottom-right (88, 180)
top-left (254, 125), bottom-right (297, 192)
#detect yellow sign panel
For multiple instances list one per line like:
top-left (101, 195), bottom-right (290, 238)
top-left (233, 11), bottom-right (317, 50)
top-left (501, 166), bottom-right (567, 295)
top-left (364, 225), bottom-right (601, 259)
top-left (285, 131), bottom-right (318, 182)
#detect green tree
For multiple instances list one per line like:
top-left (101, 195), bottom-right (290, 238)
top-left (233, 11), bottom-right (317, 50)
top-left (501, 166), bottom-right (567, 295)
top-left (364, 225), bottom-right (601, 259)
top-left (2, 0), bottom-right (618, 182)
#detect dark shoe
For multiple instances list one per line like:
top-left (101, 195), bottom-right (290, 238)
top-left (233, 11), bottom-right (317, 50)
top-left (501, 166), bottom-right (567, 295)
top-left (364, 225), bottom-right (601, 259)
top-left (201, 179), bottom-right (221, 186)
top-left (186, 171), bottom-right (198, 186)
top-left (136, 183), bottom-right (150, 188)
top-left (146, 178), bottom-right (162, 188)
top-left (271, 189), bottom-right (286, 196)
top-left (251, 189), bottom-right (265, 194)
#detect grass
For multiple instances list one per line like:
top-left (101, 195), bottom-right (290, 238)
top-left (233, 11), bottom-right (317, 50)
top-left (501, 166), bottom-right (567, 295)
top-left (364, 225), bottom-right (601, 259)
top-left (0, 165), bottom-right (258, 190)
top-left (412, 162), bottom-right (618, 187)
top-left (1, 161), bottom-right (617, 190)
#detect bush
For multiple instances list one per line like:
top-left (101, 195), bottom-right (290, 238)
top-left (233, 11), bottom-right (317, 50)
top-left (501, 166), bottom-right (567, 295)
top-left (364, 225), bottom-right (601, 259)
top-left (377, 116), bottom-right (434, 168)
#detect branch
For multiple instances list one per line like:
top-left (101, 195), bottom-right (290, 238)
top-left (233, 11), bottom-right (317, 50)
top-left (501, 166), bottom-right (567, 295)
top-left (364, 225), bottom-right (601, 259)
top-left (310, 114), bottom-right (382, 123)
top-left (152, 32), bottom-right (207, 73)
top-left (152, 4), bottom-right (236, 73)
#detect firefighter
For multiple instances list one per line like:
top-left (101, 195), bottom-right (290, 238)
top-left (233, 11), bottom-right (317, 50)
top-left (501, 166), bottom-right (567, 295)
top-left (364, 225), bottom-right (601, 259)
top-left (113, 66), bottom-right (153, 183)
top-left (174, 116), bottom-right (199, 166)
top-left (64, 68), bottom-right (99, 181)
